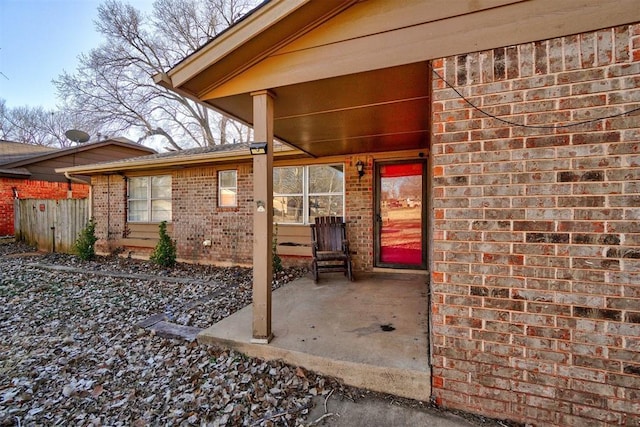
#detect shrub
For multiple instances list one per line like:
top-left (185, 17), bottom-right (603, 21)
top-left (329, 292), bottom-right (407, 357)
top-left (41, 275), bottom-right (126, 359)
top-left (273, 223), bottom-right (283, 273)
top-left (74, 218), bottom-right (98, 261)
top-left (150, 221), bottom-right (177, 267)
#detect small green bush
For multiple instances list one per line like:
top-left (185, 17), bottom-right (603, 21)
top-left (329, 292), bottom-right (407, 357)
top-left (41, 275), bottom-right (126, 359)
top-left (150, 221), bottom-right (177, 267)
top-left (273, 223), bottom-right (283, 273)
top-left (74, 218), bottom-right (98, 261)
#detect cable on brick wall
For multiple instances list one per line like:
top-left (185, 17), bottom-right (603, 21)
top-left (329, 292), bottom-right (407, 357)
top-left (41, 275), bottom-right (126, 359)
top-left (429, 63), bottom-right (640, 130)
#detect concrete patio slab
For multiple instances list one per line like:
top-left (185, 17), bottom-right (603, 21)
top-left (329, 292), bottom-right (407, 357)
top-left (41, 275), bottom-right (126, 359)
top-left (198, 272), bottom-right (431, 402)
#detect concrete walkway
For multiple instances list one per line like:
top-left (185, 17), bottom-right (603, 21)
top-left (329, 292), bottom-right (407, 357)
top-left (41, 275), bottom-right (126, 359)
top-left (305, 394), bottom-right (483, 426)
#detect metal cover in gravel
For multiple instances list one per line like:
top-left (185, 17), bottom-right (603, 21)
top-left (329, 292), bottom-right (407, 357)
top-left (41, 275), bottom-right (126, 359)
top-left (135, 313), bottom-right (168, 328)
top-left (149, 321), bottom-right (202, 341)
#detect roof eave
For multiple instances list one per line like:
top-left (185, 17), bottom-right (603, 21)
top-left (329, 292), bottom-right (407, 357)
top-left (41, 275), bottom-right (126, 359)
top-left (0, 168), bottom-right (32, 179)
top-left (165, 0), bottom-right (310, 90)
top-left (157, 0), bottom-right (359, 99)
top-left (56, 146), bottom-right (306, 176)
top-left (154, 72), bottom-right (254, 129)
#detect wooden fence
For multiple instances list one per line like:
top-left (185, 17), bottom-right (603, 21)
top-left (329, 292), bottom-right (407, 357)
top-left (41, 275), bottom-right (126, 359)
top-left (14, 199), bottom-right (89, 253)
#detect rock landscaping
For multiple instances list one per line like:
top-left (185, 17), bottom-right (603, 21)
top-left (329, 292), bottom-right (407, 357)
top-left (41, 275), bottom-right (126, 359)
top-left (0, 239), bottom-right (512, 427)
top-left (0, 240), bottom-right (347, 426)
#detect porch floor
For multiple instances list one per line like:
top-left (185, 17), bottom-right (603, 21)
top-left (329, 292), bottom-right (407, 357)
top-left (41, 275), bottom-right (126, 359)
top-left (198, 272), bottom-right (431, 401)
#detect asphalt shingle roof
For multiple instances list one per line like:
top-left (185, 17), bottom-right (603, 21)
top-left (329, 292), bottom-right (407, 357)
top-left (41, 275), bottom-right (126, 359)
top-left (84, 142), bottom-right (251, 167)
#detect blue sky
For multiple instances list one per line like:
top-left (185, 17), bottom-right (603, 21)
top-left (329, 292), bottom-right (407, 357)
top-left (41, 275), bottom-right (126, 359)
top-left (0, 0), bottom-right (153, 110)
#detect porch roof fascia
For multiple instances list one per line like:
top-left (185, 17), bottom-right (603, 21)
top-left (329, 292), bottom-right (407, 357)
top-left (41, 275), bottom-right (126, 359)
top-left (153, 0), bottom-right (358, 100)
top-left (153, 0), bottom-right (640, 160)
top-left (157, 0), bottom-right (640, 102)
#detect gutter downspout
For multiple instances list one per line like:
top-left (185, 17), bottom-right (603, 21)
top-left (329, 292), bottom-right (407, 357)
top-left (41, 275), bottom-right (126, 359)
top-left (64, 171), bottom-right (93, 220)
top-left (64, 171), bottom-right (91, 185)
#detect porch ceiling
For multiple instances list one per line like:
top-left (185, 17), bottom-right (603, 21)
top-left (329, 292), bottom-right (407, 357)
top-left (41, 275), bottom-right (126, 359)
top-left (155, 0), bottom-right (639, 158)
top-left (208, 61), bottom-right (431, 157)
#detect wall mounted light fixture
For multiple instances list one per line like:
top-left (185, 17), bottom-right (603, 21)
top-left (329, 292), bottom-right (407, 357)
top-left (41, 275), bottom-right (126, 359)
top-left (356, 160), bottom-right (365, 179)
top-left (249, 142), bottom-right (268, 155)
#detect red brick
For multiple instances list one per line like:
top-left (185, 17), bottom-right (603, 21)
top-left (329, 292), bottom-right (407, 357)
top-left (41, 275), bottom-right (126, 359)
top-left (1, 178), bottom-right (89, 235)
top-left (430, 22), bottom-right (640, 427)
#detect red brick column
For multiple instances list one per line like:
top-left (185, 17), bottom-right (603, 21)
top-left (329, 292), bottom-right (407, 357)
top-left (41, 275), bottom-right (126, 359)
top-left (431, 23), bottom-right (640, 425)
top-left (345, 155), bottom-right (374, 271)
top-left (91, 175), bottom-right (126, 254)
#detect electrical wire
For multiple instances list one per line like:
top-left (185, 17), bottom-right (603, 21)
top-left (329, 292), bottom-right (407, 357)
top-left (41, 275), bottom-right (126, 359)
top-left (429, 63), bottom-right (640, 130)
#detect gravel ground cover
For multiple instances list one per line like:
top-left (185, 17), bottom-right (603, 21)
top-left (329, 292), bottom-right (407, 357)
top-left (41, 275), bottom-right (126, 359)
top-left (0, 239), bottom-right (513, 427)
top-left (0, 240), bottom-right (349, 426)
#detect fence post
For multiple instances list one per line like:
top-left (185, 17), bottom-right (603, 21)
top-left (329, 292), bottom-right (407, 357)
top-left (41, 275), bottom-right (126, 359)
top-left (13, 199), bottom-right (20, 239)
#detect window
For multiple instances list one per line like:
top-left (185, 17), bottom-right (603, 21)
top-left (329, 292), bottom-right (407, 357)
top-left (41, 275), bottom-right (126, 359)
top-left (218, 170), bottom-right (237, 207)
top-left (273, 164), bottom-right (344, 224)
top-left (127, 175), bottom-right (172, 222)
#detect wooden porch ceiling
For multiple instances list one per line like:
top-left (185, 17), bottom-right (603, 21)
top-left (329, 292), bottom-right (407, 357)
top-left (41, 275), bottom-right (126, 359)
top-left (208, 61), bottom-right (431, 157)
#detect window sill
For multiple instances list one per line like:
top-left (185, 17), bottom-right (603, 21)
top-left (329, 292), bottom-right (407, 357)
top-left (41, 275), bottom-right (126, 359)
top-left (126, 221), bottom-right (172, 224)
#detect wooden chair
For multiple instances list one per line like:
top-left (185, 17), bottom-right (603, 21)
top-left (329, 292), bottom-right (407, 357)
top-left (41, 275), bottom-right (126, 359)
top-left (310, 216), bottom-right (354, 283)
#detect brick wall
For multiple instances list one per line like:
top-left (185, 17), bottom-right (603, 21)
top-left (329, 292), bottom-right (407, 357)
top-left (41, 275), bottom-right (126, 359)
top-left (0, 178), bottom-right (89, 236)
top-left (90, 160), bottom-right (377, 269)
top-left (172, 165), bottom-right (253, 266)
top-left (431, 24), bottom-right (640, 425)
top-left (91, 165), bottom-right (255, 266)
top-left (91, 175), bottom-right (126, 254)
top-left (345, 155), bottom-right (374, 271)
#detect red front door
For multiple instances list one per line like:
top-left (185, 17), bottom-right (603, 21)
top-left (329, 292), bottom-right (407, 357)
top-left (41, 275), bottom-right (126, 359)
top-left (375, 161), bottom-right (426, 269)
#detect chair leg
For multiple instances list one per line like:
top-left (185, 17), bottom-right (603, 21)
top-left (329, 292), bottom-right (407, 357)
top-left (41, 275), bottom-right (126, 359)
top-left (347, 260), bottom-right (354, 281)
top-left (312, 260), bottom-right (319, 283)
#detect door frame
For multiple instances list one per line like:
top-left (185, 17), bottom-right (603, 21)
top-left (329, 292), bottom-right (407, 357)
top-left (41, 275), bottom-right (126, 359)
top-left (374, 159), bottom-right (428, 270)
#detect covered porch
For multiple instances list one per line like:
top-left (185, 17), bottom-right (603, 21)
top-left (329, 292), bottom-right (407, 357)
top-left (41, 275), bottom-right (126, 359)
top-left (154, 0), bottom-right (438, 344)
top-left (198, 272), bottom-right (431, 402)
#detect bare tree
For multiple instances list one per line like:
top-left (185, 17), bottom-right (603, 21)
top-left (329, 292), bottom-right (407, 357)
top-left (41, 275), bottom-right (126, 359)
top-left (2, 106), bottom-right (45, 145)
top-left (0, 100), bottom-right (100, 147)
top-left (0, 99), bottom-right (9, 140)
top-left (54, 0), bottom-right (256, 150)
top-left (45, 110), bottom-right (103, 148)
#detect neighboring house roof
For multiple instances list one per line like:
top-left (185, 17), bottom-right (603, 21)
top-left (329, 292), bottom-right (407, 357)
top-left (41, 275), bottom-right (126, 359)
top-left (0, 140), bottom-right (58, 165)
top-left (0, 138), bottom-right (156, 181)
top-left (0, 167), bottom-right (31, 178)
top-left (58, 141), bottom-right (303, 176)
top-left (0, 137), bottom-right (155, 169)
top-left (0, 140), bottom-right (57, 155)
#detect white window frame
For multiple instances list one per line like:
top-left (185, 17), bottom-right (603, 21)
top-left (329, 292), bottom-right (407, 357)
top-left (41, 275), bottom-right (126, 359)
top-left (273, 164), bottom-right (345, 225)
top-left (127, 175), bottom-right (172, 223)
top-left (218, 169), bottom-right (238, 207)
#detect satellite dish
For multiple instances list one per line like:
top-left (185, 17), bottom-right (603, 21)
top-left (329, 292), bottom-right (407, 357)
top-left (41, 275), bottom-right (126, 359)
top-left (65, 129), bottom-right (90, 143)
